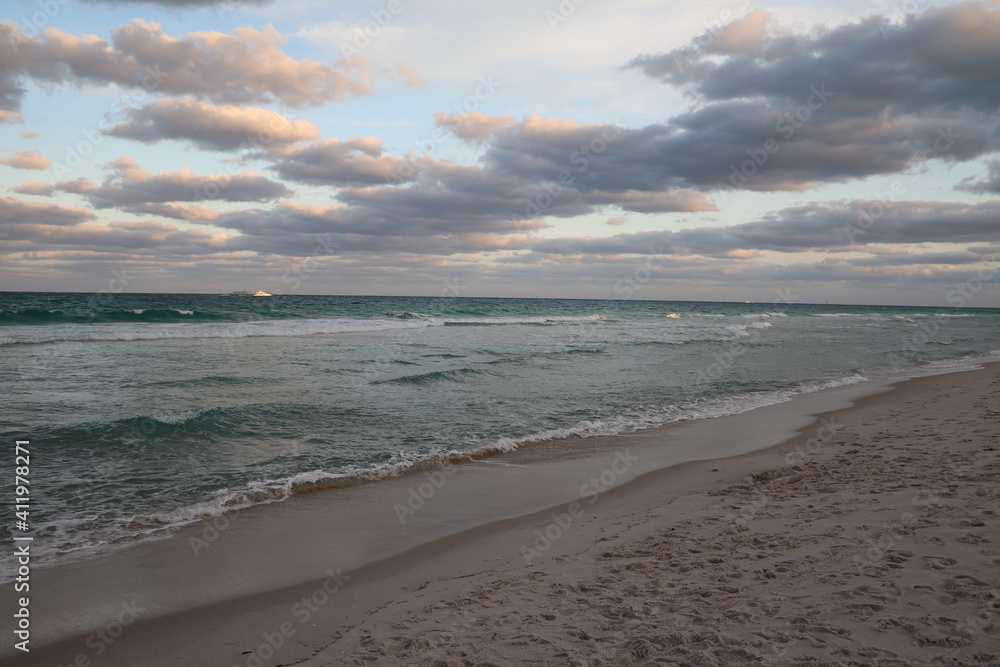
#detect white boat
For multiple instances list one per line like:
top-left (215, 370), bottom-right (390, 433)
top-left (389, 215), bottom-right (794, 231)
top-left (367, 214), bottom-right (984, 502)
top-left (228, 290), bottom-right (272, 296)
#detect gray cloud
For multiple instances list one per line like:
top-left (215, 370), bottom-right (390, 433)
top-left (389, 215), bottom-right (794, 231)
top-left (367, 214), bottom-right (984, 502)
top-left (0, 19), bottom-right (374, 119)
top-left (216, 189), bottom-right (545, 240)
top-left (104, 99), bottom-right (320, 152)
top-left (628, 3), bottom-right (1000, 112)
top-left (956, 159), bottom-right (1000, 193)
top-left (434, 111), bottom-right (516, 144)
top-left (0, 219), bottom-right (225, 251)
top-left (54, 157), bottom-right (292, 209)
top-left (224, 230), bottom-right (533, 257)
top-left (272, 138), bottom-right (421, 186)
top-left (269, 126), bottom-right (714, 215)
top-left (79, 0), bottom-right (269, 6)
top-left (481, 3), bottom-right (1000, 194)
top-left (531, 200), bottom-right (1000, 256)
top-left (843, 250), bottom-right (992, 267)
top-left (0, 195), bottom-right (95, 227)
top-left (122, 202), bottom-right (225, 222)
top-left (9, 182), bottom-right (55, 196)
top-left (2, 3), bottom-right (998, 302)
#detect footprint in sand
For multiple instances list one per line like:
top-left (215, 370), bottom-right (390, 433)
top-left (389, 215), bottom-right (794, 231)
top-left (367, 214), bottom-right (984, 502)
top-left (924, 556), bottom-right (958, 570)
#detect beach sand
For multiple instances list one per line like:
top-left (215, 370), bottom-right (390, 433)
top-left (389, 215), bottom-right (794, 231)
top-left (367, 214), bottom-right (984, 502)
top-left (15, 364), bottom-right (1000, 666)
top-left (322, 366), bottom-right (1000, 666)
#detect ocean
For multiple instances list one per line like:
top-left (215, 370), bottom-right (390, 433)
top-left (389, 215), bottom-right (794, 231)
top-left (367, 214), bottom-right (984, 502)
top-left (2, 291), bottom-right (998, 577)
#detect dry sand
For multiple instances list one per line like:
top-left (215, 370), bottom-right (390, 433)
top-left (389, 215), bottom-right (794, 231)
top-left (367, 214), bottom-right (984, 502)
top-left (14, 364), bottom-right (1000, 666)
top-left (326, 366), bottom-right (1000, 666)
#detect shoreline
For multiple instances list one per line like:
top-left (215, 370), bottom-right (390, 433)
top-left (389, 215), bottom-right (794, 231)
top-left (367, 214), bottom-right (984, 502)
top-left (1, 371), bottom-right (881, 583)
top-left (3, 367), bottom-right (958, 586)
top-left (8, 363), bottom-right (1000, 665)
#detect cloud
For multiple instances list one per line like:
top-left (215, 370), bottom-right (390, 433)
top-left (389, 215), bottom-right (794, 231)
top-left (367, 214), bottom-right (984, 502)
top-left (103, 98), bottom-right (320, 152)
top-left (710, 10), bottom-right (770, 55)
top-left (79, 0), bottom-right (270, 6)
top-left (267, 111), bottom-right (716, 226)
top-left (482, 114), bottom-right (742, 196)
top-left (345, 158), bottom-right (713, 232)
top-left (843, 249), bottom-right (993, 267)
top-left (956, 159), bottom-right (1000, 193)
top-left (124, 202), bottom-right (226, 222)
top-left (217, 184), bottom-right (545, 239)
top-left (391, 63), bottom-right (426, 89)
top-left (0, 149), bottom-right (51, 170)
top-left (3, 2), bottom-right (999, 304)
top-left (272, 137), bottom-right (423, 186)
top-left (0, 218), bottom-right (228, 251)
top-left (582, 188), bottom-right (715, 214)
top-left (434, 111), bottom-right (516, 144)
top-left (223, 227), bottom-right (534, 257)
top-left (495, 2), bottom-right (997, 192)
top-left (54, 157), bottom-right (293, 209)
top-left (628, 3), bottom-right (1000, 110)
top-left (531, 200), bottom-right (1000, 256)
top-left (0, 20), bottom-right (374, 120)
top-left (0, 195), bottom-right (95, 227)
top-left (191, 197), bottom-right (541, 258)
top-left (9, 182), bottom-right (55, 196)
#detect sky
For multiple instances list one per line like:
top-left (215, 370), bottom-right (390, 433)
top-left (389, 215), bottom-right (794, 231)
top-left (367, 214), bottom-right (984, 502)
top-left (0, 0), bottom-right (999, 306)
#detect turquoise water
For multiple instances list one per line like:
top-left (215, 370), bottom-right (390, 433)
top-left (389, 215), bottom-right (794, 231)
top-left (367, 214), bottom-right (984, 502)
top-left (2, 292), bottom-right (998, 572)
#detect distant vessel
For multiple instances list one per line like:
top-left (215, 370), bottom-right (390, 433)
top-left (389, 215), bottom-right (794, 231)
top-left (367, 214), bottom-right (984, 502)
top-left (228, 290), bottom-right (272, 296)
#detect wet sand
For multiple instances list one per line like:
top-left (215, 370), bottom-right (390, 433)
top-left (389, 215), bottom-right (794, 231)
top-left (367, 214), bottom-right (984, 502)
top-left (9, 364), bottom-right (1000, 665)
